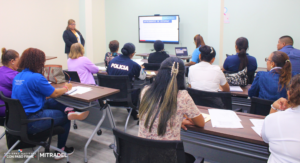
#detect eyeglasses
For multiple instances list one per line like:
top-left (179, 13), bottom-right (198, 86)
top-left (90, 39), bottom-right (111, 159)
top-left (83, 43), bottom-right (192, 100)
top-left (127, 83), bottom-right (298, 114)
top-left (265, 58), bottom-right (272, 62)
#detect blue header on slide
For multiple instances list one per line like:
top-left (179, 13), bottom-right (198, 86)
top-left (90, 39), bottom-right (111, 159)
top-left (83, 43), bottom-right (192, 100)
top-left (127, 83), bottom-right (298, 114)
top-left (162, 16), bottom-right (177, 20)
top-left (143, 20), bottom-right (172, 23)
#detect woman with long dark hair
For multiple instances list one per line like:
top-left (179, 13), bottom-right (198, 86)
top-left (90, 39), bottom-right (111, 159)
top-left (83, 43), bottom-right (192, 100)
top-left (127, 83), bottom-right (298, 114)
top-left (138, 57), bottom-right (205, 140)
top-left (249, 51), bottom-right (297, 100)
top-left (261, 75), bottom-right (300, 162)
top-left (223, 37), bottom-right (257, 72)
top-left (63, 19), bottom-right (85, 57)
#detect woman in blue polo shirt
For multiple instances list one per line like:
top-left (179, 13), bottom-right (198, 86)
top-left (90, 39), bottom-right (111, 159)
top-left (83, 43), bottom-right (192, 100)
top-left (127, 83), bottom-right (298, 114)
top-left (11, 48), bottom-right (88, 160)
top-left (190, 34), bottom-right (206, 65)
top-left (223, 37), bottom-right (257, 72)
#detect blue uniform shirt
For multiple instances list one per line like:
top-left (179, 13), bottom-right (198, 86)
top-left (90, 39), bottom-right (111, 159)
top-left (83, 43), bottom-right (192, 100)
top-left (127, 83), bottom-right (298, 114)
top-left (223, 53), bottom-right (257, 72)
top-left (248, 70), bottom-right (298, 100)
top-left (191, 46), bottom-right (201, 63)
top-left (279, 45), bottom-right (300, 73)
top-left (11, 69), bottom-right (55, 115)
top-left (107, 55), bottom-right (142, 81)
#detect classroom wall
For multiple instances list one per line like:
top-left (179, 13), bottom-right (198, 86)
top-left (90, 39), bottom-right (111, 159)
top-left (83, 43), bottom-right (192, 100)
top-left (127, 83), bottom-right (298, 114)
top-left (105, 0), bottom-right (209, 60)
top-left (223, 0), bottom-right (300, 68)
top-left (0, 0), bottom-right (80, 69)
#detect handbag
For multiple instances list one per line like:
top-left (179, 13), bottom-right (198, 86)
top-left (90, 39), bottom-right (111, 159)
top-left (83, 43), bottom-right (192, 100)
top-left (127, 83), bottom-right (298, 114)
top-left (105, 52), bottom-right (115, 67)
top-left (225, 67), bottom-right (248, 86)
top-left (44, 65), bottom-right (66, 84)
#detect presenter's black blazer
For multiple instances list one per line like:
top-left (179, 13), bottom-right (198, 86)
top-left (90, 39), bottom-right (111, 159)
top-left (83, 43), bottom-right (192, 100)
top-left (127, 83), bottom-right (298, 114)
top-left (63, 30), bottom-right (85, 54)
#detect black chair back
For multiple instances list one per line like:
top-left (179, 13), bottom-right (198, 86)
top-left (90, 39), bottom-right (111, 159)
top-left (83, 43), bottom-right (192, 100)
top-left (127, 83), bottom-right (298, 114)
top-left (63, 70), bottom-right (81, 83)
top-left (0, 104), bottom-right (5, 126)
top-left (144, 63), bottom-right (161, 71)
top-left (250, 97), bottom-right (274, 116)
top-left (97, 74), bottom-right (132, 103)
top-left (247, 71), bottom-right (255, 84)
top-left (187, 88), bottom-right (232, 110)
top-left (113, 129), bottom-right (186, 163)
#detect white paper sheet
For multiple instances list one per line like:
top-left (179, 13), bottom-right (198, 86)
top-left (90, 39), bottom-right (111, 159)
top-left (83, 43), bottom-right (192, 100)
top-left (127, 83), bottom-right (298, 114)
top-left (250, 119), bottom-right (264, 136)
top-left (69, 86), bottom-right (92, 95)
top-left (250, 119), bottom-right (264, 127)
top-left (146, 71), bottom-right (156, 75)
top-left (64, 88), bottom-right (77, 95)
top-left (97, 66), bottom-right (106, 71)
top-left (132, 59), bottom-right (145, 65)
top-left (252, 126), bottom-right (262, 137)
top-left (208, 109), bottom-right (243, 128)
top-left (230, 86), bottom-right (243, 92)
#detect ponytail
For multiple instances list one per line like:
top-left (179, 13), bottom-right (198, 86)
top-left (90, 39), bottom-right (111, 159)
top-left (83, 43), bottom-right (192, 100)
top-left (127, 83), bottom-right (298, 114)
top-left (272, 51), bottom-right (292, 91)
top-left (238, 49), bottom-right (248, 71)
top-left (1, 47), bottom-right (19, 66)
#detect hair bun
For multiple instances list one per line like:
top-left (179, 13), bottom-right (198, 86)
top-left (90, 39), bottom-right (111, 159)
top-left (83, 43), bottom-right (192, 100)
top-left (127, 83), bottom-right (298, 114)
top-left (121, 48), bottom-right (128, 55)
top-left (1, 48), bottom-right (6, 55)
top-left (199, 45), bottom-right (211, 55)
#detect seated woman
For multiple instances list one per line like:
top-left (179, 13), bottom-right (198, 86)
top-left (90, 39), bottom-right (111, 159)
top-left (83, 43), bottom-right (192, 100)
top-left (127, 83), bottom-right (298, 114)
top-left (248, 51), bottom-right (297, 100)
top-left (188, 45), bottom-right (230, 92)
top-left (11, 48), bottom-right (88, 160)
top-left (189, 34), bottom-right (205, 65)
top-left (68, 43), bottom-right (99, 85)
top-left (104, 40), bottom-right (121, 66)
top-left (107, 43), bottom-right (146, 120)
top-left (223, 37), bottom-right (257, 72)
top-left (261, 75), bottom-right (300, 162)
top-left (148, 40), bottom-right (169, 64)
top-left (0, 48), bottom-right (19, 117)
top-left (139, 57), bottom-right (205, 140)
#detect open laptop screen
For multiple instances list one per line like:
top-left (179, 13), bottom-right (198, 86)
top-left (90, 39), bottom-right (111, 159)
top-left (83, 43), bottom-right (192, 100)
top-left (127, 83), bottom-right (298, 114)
top-left (175, 47), bottom-right (188, 56)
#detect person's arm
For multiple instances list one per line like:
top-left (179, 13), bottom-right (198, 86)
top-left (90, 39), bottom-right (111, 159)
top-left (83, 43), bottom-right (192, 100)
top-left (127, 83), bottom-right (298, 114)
top-left (184, 93), bottom-right (205, 128)
top-left (269, 98), bottom-right (289, 114)
top-left (78, 31), bottom-right (85, 46)
top-left (83, 57), bottom-right (100, 73)
top-left (248, 72), bottom-right (261, 98)
top-left (49, 83), bottom-right (72, 98)
top-left (62, 31), bottom-right (73, 47)
top-left (219, 70), bottom-right (230, 92)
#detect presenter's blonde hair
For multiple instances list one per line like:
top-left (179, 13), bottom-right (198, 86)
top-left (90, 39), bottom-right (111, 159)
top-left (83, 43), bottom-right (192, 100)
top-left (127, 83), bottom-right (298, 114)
top-left (69, 43), bottom-right (84, 59)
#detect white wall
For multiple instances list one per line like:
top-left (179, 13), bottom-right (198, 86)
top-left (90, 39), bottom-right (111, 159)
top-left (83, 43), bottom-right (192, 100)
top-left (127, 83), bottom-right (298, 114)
top-left (0, 0), bottom-right (80, 69)
top-left (223, 0), bottom-right (300, 68)
top-left (105, 0), bottom-right (209, 59)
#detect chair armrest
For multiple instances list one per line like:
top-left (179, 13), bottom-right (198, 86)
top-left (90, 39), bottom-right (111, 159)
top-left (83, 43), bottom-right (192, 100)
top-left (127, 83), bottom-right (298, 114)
top-left (194, 157), bottom-right (204, 163)
top-left (21, 117), bottom-right (54, 125)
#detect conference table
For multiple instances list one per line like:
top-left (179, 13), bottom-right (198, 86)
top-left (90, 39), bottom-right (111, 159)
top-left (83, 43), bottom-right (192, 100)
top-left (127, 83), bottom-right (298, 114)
top-left (51, 82), bottom-right (119, 163)
top-left (136, 53), bottom-right (192, 62)
top-left (0, 56), bottom-right (57, 67)
top-left (231, 84), bottom-right (251, 97)
top-left (182, 106), bottom-right (269, 163)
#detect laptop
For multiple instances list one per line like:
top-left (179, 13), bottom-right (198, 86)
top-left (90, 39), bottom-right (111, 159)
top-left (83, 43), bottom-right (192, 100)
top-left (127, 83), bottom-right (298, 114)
top-left (175, 47), bottom-right (188, 56)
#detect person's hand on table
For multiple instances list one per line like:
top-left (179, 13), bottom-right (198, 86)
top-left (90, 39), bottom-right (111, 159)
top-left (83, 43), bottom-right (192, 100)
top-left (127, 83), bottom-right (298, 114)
top-left (65, 83), bottom-right (72, 91)
top-left (141, 65), bottom-right (145, 69)
top-left (181, 115), bottom-right (195, 131)
top-left (272, 98), bottom-right (289, 111)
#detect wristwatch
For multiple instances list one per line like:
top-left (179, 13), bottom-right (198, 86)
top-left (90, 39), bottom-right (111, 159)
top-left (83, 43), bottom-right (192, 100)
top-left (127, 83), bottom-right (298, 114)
top-left (271, 104), bottom-right (281, 111)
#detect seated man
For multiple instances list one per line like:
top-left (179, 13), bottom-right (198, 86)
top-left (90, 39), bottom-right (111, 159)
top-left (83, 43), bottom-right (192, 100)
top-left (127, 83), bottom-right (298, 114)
top-left (107, 43), bottom-right (146, 120)
top-left (148, 40), bottom-right (169, 64)
top-left (278, 35), bottom-right (300, 73)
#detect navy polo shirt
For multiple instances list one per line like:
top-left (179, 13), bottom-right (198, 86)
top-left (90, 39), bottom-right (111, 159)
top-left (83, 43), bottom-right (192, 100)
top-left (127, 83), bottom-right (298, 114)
top-left (11, 69), bottom-right (55, 115)
top-left (279, 45), bottom-right (300, 73)
top-left (223, 53), bottom-right (257, 72)
top-left (107, 55), bottom-right (142, 81)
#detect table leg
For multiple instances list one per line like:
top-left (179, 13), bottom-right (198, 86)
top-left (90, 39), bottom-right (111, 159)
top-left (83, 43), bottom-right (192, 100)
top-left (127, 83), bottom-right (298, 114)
top-left (84, 107), bottom-right (107, 163)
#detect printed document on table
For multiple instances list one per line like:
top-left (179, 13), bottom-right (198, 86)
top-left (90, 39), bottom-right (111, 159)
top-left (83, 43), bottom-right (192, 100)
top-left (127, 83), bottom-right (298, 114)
top-left (69, 86), bottom-right (92, 95)
top-left (64, 88), bottom-right (77, 95)
top-left (97, 66), bottom-right (106, 71)
top-left (208, 109), bottom-right (243, 128)
top-left (132, 59), bottom-right (144, 65)
top-left (230, 86), bottom-right (243, 92)
top-left (250, 119), bottom-right (265, 136)
top-left (146, 71), bottom-right (156, 75)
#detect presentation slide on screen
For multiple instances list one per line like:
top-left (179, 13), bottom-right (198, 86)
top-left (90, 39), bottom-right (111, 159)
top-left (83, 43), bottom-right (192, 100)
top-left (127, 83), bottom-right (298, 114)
top-left (139, 16), bottom-right (179, 43)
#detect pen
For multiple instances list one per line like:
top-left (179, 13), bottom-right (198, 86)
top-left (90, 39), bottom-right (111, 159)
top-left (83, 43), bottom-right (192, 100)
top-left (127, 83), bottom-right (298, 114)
top-left (69, 77), bottom-right (71, 83)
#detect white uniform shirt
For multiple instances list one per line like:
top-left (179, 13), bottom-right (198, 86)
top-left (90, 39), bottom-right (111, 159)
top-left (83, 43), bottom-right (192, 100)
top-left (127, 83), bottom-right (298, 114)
top-left (188, 62), bottom-right (227, 92)
top-left (261, 106), bottom-right (300, 163)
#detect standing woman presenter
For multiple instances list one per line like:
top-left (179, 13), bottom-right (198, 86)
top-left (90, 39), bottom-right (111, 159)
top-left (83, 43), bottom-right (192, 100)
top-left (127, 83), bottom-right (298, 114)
top-left (63, 19), bottom-right (85, 57)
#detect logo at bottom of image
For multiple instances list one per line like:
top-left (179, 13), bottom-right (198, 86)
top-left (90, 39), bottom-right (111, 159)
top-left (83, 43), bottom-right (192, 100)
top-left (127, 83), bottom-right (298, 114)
top-left (4, 149), bottom-right (67, 159)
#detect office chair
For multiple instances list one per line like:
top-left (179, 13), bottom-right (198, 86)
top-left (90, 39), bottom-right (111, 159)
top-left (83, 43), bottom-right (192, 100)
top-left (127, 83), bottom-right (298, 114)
top-left (0, 104), bottom-right (5, 140)
top-left (143, 63), bottom-right (161, 71)
top-left (187, 88), bottom-right (232, 110)
top-left (250, 97), bottom-right (274, 116)
top-left (63, 70), bottom-right (81, 83)
top-left (113, 128), bottom-right (204, 163)
top-left (97, 74), bottom-right (140, 132)
top-left (0, 91), bottom-right (69, 163)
